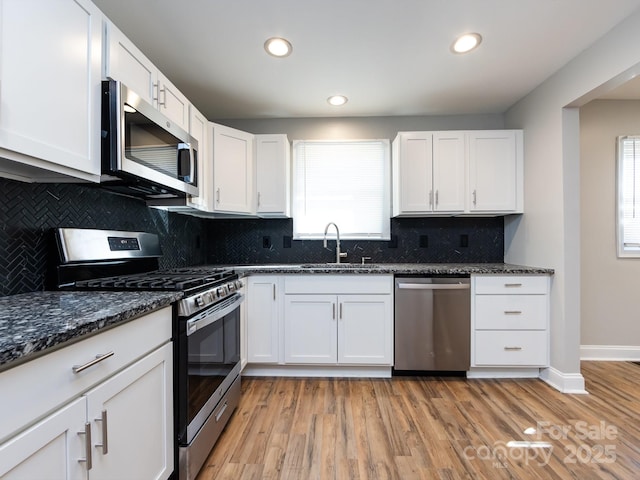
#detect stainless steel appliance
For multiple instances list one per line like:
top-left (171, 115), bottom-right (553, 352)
top-left (394, 276), bottom-right (470, 372)
top-left (101, 79), bottom-right (198, 199)
top-left (52, 228), bottom-right (242, 480)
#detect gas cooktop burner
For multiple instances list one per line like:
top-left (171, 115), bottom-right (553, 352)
top-left (74, 268), bottom-right (234, 292)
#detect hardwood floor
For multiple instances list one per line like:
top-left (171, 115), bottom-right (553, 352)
top-left (196, 362), bottom-right (640, 479)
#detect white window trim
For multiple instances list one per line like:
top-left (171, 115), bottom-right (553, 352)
top-left (616, 135), bottom-right (640, 258)
top-left (291, 139), bottom-right (391, 240)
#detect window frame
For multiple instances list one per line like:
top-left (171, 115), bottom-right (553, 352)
top-left (616, 135), bottom-right (640, 258)
top-left (291, 138), bottom-right (391, 241)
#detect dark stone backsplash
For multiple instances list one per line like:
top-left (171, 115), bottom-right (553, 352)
top-left (0, 178), bottom-right (206, 296)
top-left (1, 176), bottom-right (503, 296)
top-left (206, 217), bottom-right (503, 265)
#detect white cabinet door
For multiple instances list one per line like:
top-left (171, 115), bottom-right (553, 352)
top-left (211, 123), bottom-right (255, 214)
top-left (393, 132), bottom-right (433, 214)
top-left (85, 343), bottom-right (173, 480)
top-left (105, 23), bottom-right (190, 132)
top-left (0, 398), bottom-right (86, 480)
top-left (432, 132), bottom-right (465, 212)
top-left (187, 106), bottom-right (210, 210)
top-left (468, 130), bottom-right (520, 212)
top-left (338, 295), bottom-right (392, 365)
top-left (284, 295), bottom-right (337, 364)
top-left (255, 134), bottom-right (290, 217)
top-left (156, 71), bottom-right (190, 132)
top-left (0, 0), bottom-right (102, 180)
top-left (104, 21), bottom-right (157, 105)
top-left (247, 276), bottom-right (280, 363)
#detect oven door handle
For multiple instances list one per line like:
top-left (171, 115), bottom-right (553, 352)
top-left (186, 293), bottom-right (244, 336)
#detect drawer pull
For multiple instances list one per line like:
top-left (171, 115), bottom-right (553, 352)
top-left (72, 351), bottom-right (114, 373)
top-left (504, 283), bottom-right (523, 288)
top-left (504, 310), bottom-right (522, 315)
top-left (504, 346), bottom-right (523, 351)
top-left (215, 401), bottom-right (228, 422)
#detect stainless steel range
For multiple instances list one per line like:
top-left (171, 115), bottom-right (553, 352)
top-left (52, 228), bottom-right (242, 480)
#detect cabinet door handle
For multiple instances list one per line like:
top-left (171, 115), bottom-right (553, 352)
top-left (339, 303), bottom-right (343, 319)
top-left (95, 409), bottom-right (108, 455)
top-left (257, 192), bottom-right (261, 207)
top-left (472, 189), bottom-right (477, 206)
top-left (273, 284), bottom-right (276, 301)
top-left (216, 188), bottom-right (221, 203)
top-left (504, 346), bottom-right (523, 351)
top-left (435, 190), bottom-right (439, 207)
top-left (78, 422), bottom-right (92, 470)
top-left (429, 190), bottom-right (433, 208)
top-left (504, 310), bottom-right (522, 315)
top-left (72, 351), bottom-right (114, 373)
top-left (159, 87), bottom-right (167, 107)
top-left (332, 303), bottom-right (336, 320)
top-left (504, 283), bottom-right (523, 288)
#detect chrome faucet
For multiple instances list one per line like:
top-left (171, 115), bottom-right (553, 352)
top-left (323, 222), bottom-right (347, 263)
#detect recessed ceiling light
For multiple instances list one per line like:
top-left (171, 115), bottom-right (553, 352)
top-left (327, 95), bottom-right (348, 106)
top-left (264, 37), bottom-right (292, 57)
top-left (451, 33), bottom-right (482, 54)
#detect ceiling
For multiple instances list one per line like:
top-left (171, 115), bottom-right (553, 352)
top-left (93, 0), bottom-right (640, 120)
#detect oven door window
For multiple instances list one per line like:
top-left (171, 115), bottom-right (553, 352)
top-left (186, 307), bottom-right (240, 426)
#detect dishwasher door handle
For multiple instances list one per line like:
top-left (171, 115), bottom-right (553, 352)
top-left (397, 283), bottom-right (470, 290)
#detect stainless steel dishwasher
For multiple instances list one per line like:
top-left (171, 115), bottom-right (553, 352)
top-left (394, 276), bottom-right (470, 372)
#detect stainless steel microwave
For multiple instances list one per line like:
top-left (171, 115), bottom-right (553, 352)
top-left (101, 79), bottom-right (198, 199)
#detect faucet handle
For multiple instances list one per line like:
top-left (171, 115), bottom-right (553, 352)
top-left (339, 252), bottom-right (348, 258)
top-left (361, 256), bottom-right (371, 265)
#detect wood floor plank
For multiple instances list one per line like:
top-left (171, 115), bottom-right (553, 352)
top-left (195, 362), bottom-right (640, 480)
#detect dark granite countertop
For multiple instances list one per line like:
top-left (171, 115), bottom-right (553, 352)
top-left (0, 291), bottom-right (182, 371)
top-left (233, 262), bottom-right (554, 275)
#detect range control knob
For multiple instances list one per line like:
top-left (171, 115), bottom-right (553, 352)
top-left (228, 282), bottom-right (236, 293)
top-left (217, 285), bottom-right (228, 297)
top-left (195, 295), bottom-right (205, 307)
top-left (235, 280), bottom-right (243, 290)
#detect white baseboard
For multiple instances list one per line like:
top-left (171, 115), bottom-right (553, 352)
top-left (540, 366), bottom-right (587, 394)
top-left (580, 345), bottom-right (640, 361)
top-left (243, 364), bottom-right (392, 378)
top-left (466, 367), bottom-right (541, 379)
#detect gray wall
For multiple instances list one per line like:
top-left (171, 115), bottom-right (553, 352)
top-left (580, 99), bottom-right (640, 350)
top-left (504, 8), bottom-right (640, 391)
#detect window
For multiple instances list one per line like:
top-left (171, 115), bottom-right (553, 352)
top-left (617, 136), bottom-right (640, 257)
top-left (292, 139), bottom-right (390, 240)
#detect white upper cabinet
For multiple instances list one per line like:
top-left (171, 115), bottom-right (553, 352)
top-left (187, 105), bottom-right (210, 210)
top-left (392, 131), bottom-right (465, 215)
top-left (255, 134), bottom-right (291, 217)
top-left (468, 130), bottom-right (523, 213)
top-left (104, 21), bottom-right (190, 131)
top-left (210, 122), bottom-right (255, 214)
top-left (393, 130), bottom-right (523, 216)
top-left (0, 0), bottom-right (103, 182)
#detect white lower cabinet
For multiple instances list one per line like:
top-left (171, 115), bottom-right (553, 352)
top-left (247, 276), bottom-right (280, 364)
top-left (0, 307), bottom-right (174, 479)
top-left (282, 276), bottom-right (393, 366)
top-left (471, 275), bottom-right (550, 370)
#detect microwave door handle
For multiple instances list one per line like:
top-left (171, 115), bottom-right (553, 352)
top-left (189, 144), bottom-right (196, 186)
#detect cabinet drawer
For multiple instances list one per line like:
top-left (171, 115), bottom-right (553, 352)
top-left (474, 331), bottom-right (548, 367)
top-left (0, 307), bottom-right (172, 442)
top-left (474, 275), bottom-right (548, 295)
top-left (475, 295), bottom-right (547, 330)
